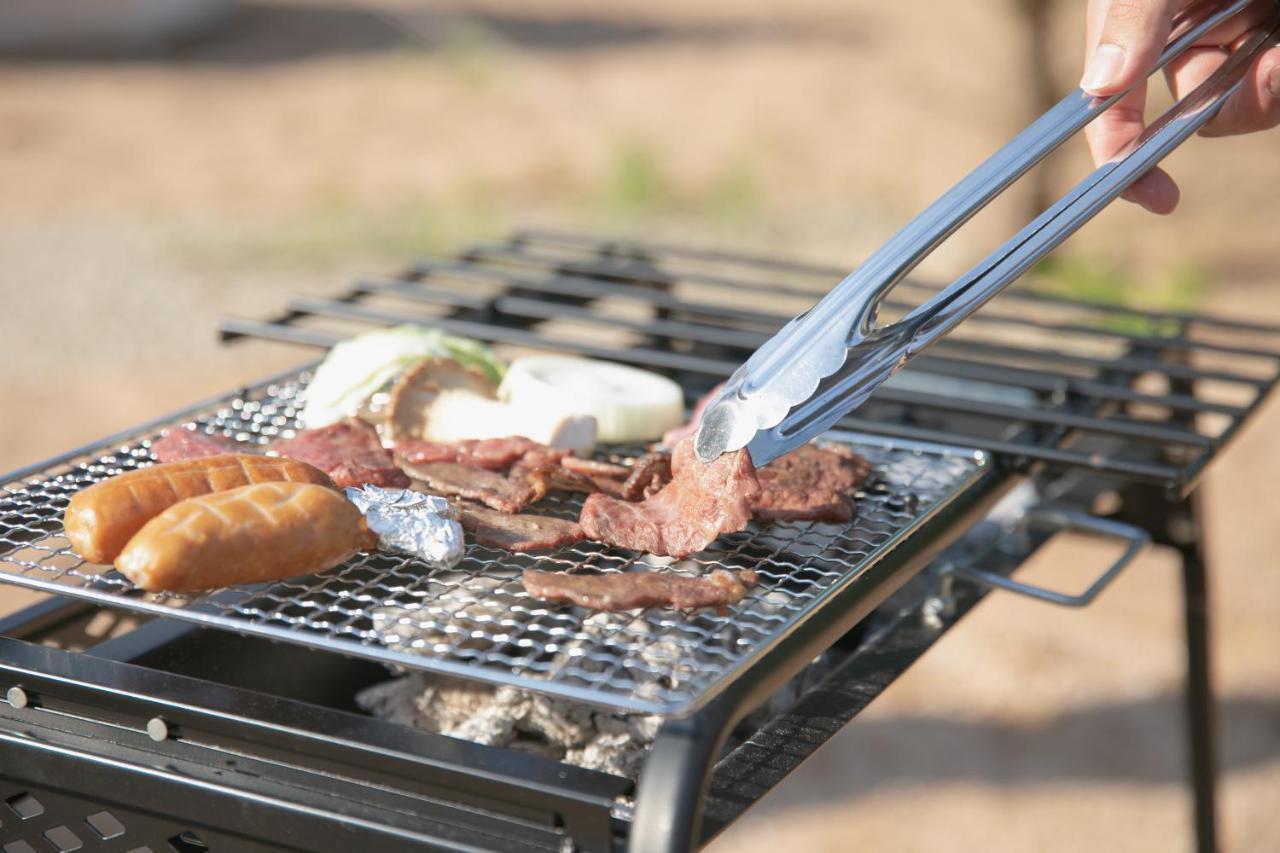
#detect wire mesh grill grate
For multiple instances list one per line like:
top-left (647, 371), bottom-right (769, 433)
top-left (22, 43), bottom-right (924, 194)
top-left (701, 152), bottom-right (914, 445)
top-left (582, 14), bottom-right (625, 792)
top-left (0, 372), bottom-right (986, 715)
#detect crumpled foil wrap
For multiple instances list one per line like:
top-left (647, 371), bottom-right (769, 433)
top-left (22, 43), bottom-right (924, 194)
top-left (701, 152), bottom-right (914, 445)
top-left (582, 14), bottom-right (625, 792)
top-left (346, 486), bottom-right (464, 568)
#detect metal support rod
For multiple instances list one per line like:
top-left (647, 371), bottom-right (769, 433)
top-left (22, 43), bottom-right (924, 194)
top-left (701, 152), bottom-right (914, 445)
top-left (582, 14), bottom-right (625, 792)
top-left (1177, 494), bottom-right (1218, 853)
top-left (628, 471), bottom-right (1020, 851)
top-left (629, 697), bottom-right (737, 853)
top-left (1162, 337), bottom-right (1219, 853)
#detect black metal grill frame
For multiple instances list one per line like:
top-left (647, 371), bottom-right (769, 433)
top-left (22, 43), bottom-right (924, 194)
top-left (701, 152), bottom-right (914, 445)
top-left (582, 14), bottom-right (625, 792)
top-left (3, 231), bottom-right (1275, 853)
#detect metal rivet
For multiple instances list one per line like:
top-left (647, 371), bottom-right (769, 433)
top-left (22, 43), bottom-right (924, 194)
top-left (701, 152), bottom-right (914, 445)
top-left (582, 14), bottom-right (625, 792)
top-left (146, 716), bottom-right (170, 742)
top-left (6, 686), bottom-right (29, 709)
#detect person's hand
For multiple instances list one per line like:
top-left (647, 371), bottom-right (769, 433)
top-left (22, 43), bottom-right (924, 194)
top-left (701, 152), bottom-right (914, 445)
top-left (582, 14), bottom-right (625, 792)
top-left (1082, 0), bottom-right (1280, 214)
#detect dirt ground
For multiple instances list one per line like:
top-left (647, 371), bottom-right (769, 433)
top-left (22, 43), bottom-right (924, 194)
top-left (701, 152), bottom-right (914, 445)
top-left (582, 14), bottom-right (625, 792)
top-left (1, 1), bottom-right (1277, 850)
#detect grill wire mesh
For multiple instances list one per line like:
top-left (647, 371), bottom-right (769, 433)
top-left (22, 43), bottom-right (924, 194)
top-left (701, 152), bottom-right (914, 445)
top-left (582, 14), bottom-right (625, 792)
top-left (0, 372), bottom-right (985, 715)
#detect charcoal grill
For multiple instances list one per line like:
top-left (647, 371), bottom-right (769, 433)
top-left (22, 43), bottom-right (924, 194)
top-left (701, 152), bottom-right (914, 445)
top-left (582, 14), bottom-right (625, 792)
top-left (2, 231), bottom-right (1278, 853)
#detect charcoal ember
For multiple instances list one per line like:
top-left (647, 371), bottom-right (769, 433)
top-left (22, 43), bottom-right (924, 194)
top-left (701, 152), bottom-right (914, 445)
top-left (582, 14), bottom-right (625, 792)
top-left (372, 574), bottom-right (511, 651)
top-left (355, 674), bottom-right (661, 778)
top-left (565, 731), bottom-right (645, 778)
top-left (351, 672), bottom-right (432, 727)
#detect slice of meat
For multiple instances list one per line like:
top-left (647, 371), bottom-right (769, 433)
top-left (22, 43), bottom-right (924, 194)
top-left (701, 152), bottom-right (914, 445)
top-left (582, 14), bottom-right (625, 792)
top-left (578, 438), bottom-right (760, 558)
top-left (752, 444), bottom-right (872, 523)
top-left (661, 381), bottom-right (725, 448)
top-left (458, 503), bottom-right (584, 552)
top-left (522, 568), bottom-right (757, 611)
top-left (402, 461), bottom-right (544, 513)
top-left (511, 448), bottom-right (599, 495)
top-left (152, 429), bottom-right (244, 462)
top-left (394, 439), bottom-right (640, 501)
top-left (395, 437), bottom-right (546, 470)
top-left (620, 451), bottom-right (672, 501)
top-left (273, 418), bottom-right (410, 489)
top-left (559, 456), bottom-right (630, 479)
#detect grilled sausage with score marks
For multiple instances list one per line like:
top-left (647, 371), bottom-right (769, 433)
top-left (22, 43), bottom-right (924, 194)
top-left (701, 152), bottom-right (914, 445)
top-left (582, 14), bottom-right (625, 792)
top-left (115, 482), bottom-right (377, 593)
top-left (63, 453), bottom-right (334, 564)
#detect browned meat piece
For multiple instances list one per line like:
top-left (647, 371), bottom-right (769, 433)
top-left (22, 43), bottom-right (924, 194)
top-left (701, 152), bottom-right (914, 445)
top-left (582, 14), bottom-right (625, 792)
top-left (152, 429), bottom-right (244, 462)
top-left (540, 454), bottom-right (633, 497)
top-left (401, 461), bottom-right (543, 513)
top-left (559, 456), bottom-right (630, 479)
top-left (620, 451), bottom-right (672, 501)
top-left (395, 437), bottom-right (546, 470)
top-left (511, 448), bottom-right (599, 495)
top-left (458, 503), bottom-right (584, 552)
top-left (522, 568), bottom-right (757, 611)
top-left (578, 438), bottom-right (760, 558)
top-left (661, 381), bottom-right (725, 448)
top-left (752, 444), bottom-right (872, 523)
top-left (585, 475), bottom-right (626, 499)
top-left (402, 444), bottom-right (618, 513)
top-left (273, 418), bottom-right (410, 489)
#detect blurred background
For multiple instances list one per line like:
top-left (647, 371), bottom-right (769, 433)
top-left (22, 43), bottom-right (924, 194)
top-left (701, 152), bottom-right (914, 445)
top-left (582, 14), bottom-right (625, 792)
top-left (1, 1), bottom-right (1277, 850)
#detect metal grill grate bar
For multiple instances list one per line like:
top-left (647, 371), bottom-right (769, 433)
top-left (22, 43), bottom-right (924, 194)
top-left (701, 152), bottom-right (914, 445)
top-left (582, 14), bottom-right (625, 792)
top-left (297, 294), bottom-right (1219, 447)
top-left (0, 374), bottom-right (989, 716)
top-left (512, 228), bottom-right (1280, 335)
top-left (218, 233), bottom-right (1280, 493)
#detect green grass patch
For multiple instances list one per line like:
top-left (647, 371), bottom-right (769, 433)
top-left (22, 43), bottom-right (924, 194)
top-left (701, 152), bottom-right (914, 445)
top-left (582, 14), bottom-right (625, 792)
top-left (1026, 256), bottom-right (1207, 336)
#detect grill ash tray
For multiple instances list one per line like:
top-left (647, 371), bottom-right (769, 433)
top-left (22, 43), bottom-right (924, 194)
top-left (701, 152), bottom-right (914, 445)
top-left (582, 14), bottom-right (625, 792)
top-left (0, 372), bottom-right (987, 715)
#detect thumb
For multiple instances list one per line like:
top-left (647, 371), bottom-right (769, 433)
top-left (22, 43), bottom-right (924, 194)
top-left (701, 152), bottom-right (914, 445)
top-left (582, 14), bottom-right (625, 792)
top-left (1082, 0), bottom-right (1180, 95)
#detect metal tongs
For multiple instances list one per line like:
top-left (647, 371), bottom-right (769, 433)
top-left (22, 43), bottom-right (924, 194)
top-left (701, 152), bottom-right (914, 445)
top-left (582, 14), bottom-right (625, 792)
top-left (695, 0), bottom-right (1280, 466)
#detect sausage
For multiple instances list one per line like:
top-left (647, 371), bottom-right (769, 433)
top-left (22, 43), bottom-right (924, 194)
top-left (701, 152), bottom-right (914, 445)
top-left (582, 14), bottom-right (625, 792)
top-left (115, 482), bottom-right (377, 593)
top-left (64, 454), bottom-right (334, 564)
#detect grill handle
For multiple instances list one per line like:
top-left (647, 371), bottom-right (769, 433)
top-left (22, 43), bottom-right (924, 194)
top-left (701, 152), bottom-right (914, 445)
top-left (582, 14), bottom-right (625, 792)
top-left (951, 509), bottom-right (1149, 607)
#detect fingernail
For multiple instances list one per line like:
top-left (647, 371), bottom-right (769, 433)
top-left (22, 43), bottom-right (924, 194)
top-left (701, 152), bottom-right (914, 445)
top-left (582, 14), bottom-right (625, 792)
top-left (1268, 66), bottom-right (1280, 99)
top-left (1082, 43), bottom-right (1126, 93)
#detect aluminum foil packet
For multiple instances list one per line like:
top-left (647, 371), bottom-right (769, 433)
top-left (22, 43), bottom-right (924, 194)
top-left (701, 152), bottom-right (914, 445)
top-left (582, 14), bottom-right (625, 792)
top-left (346, 486), bottom-right (465, 569)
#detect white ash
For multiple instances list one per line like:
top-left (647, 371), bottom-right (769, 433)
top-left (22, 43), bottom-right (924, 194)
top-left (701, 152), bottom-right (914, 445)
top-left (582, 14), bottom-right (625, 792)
top-left (361, 575), bottom-right (838, 778)
top-left (372, 574), bottom-right (512, 653)
top-left (356, 673), bottom-right (661, 778)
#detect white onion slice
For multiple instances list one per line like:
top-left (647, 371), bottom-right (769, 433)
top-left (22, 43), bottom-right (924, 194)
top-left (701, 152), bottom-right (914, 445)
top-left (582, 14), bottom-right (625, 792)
top-left (499, 356), bottom-right (685, 444)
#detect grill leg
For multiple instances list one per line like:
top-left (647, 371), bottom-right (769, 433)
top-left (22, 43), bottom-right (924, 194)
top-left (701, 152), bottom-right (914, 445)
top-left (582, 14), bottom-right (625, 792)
top-left (1116, 482), bottom-right (1220, 853)
top-left (629, 700), bottom-right (734, 853)
top-left (1178, 498), bottom-right (1218, 853)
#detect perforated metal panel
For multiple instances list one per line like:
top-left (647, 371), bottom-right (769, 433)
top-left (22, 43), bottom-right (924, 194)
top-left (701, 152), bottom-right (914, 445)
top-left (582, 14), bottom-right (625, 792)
top-left (0, 373), bottom-right (985, 715)
top-left (0, 783), bottom-right (217, 852)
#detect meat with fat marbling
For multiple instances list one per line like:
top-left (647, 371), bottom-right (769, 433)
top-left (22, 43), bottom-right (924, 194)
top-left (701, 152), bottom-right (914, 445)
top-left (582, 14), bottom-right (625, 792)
top-left (402, 447), bottom-right (607, 513)
top-left (458, 503), bottom-right (584, 552)
top-left (401, 461), bottom-right (541, 514)
top-left (395, 437), bottom-right (546, 470)
top-left (620, 451), bottom-right (672, 501)
top-left (522, 568), bottom-right (757, 611)
top-left (578, 438), bottom-right (760, 558)
top-left (152, 430), bottom-right (244, 462)
top-left (273, 418), bottom-right (410, 489)
top-left (752, 444), bottom-right (872, 523)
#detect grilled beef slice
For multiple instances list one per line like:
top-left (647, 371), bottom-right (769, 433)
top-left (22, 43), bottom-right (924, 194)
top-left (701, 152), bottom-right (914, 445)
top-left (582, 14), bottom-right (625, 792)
top-left (273, 418), bottom-right (410, 489)
top-left (578, 438), bottom-right (760, 558)
top-left (523, 568), bottom-right (757, 611)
